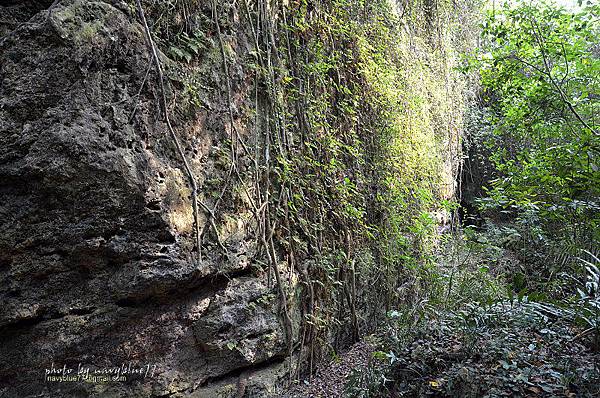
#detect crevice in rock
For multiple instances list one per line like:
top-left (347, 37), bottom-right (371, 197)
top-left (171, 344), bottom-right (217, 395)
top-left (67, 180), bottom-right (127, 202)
top-left (114, 266), bottom-right (255, 308)
top-left (0, 306), bottom-right (98, 341)
top-left (0, 310), bottom-right (63, 341)
top-left (0, 314), bottom-right (45, 334)
top-left (68, 306), bottom-right (96, 316)
top-left (145, 199), bottom-right (162, 211)
top-left (197, 353), bottom-right (287, 389)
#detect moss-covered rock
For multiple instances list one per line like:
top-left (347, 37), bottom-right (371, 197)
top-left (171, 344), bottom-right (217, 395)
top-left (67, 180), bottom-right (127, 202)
top-left (0, 0), bottom-right (479, 396)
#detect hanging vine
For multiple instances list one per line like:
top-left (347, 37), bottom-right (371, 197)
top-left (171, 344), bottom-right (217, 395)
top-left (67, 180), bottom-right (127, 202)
top-left (134, 0), bottom-right (475, 385)
top-left (134, 0), bottom-right (203, 265)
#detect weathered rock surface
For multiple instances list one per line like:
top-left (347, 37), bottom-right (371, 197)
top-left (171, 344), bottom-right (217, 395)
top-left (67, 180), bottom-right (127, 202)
top-left (0, 1), bottom-right (289, 396)
top-left (0, 0), bottom-right (471, 396)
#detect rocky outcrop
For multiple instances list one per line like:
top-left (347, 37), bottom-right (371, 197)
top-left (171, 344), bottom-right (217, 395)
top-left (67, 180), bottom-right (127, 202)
top-left (0, 1), bottom-right (290, 396)
top-left (0, 0), bottom-right (476, 396)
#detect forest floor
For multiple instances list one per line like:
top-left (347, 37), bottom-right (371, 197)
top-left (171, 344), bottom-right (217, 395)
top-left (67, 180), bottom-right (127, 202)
top-left (286, 303), bottom-right (600, 397)
top-left (284, 341), bottom-right (375, 398)
top-left (364, 304), bottom-right (599, 397)
top-left (284, 226), bottom-right (600, 397)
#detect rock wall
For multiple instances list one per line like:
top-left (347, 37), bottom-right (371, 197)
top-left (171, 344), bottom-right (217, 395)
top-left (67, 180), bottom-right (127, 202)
top-left (0, 0), bottom-right (477, 396)
top-left (0, 1), bottom-right (291, 396)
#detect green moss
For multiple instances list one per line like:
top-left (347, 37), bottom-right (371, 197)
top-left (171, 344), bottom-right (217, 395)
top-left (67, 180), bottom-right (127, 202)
top-left (78, 21), bottom-right (102, 42)
top-left (262, 0), bottom-right (481, 335)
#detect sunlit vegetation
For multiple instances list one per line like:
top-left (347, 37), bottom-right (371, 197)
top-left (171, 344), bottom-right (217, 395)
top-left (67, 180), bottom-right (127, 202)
top-left (114, 0), bottom-right (600, 395)
top-left (473, 1), bottom-right (600, 263)
top-left (343, 1), bottom-right (600, 396)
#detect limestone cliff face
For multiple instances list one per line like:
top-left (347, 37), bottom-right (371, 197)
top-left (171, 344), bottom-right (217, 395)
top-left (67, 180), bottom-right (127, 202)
top-left (0, 0), bottom-right (476, 396)
top-left (0, 1), bottom-right (289, 397)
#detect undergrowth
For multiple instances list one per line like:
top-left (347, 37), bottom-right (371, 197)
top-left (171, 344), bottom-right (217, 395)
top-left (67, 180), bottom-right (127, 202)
top-left (345, 227), bottom-right (600, 398)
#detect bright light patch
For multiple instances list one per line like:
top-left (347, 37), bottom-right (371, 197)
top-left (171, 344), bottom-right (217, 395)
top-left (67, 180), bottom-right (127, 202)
top-left (493, 0), bottom-right (583, 9)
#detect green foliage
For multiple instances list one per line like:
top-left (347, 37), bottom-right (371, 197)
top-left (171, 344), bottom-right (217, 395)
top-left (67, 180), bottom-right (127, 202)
top-left (343, 229), bottom-right (600, 397)
top-left (347, 295), bottom-right (600, 397)
top-left (272, 0), bottom-right (480, 345)
top-left (146, 0), bottom-right (480, 380)
top-left (551, 251), bottom-right (600, 337)
top-left (343, 3), bottom-right (600, 395)
top-left (222, 0), bottom-right (483, 368)
top-left (169, 30), bottom-right (209, 63)
top-left (468, 1), bottom-right (600, 248)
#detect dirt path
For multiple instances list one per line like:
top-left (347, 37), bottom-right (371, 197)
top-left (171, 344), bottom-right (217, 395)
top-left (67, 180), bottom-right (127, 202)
top-left (283, 341), bottom-right (374, 397)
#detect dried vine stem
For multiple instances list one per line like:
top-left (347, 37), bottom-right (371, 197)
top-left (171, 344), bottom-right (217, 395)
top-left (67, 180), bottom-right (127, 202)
top-left (134, 0), bottom-right (202, 264)
top-left (211, 0), bottom-right (253, 163)
top-left (237, 0), bottom-right (295, 370)
top-left (47, 0), bottom-right (61, 17)
top-left (263, 1), bottom-right (297, 381)
top-left (207, 0), bottom-right (261, 257)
